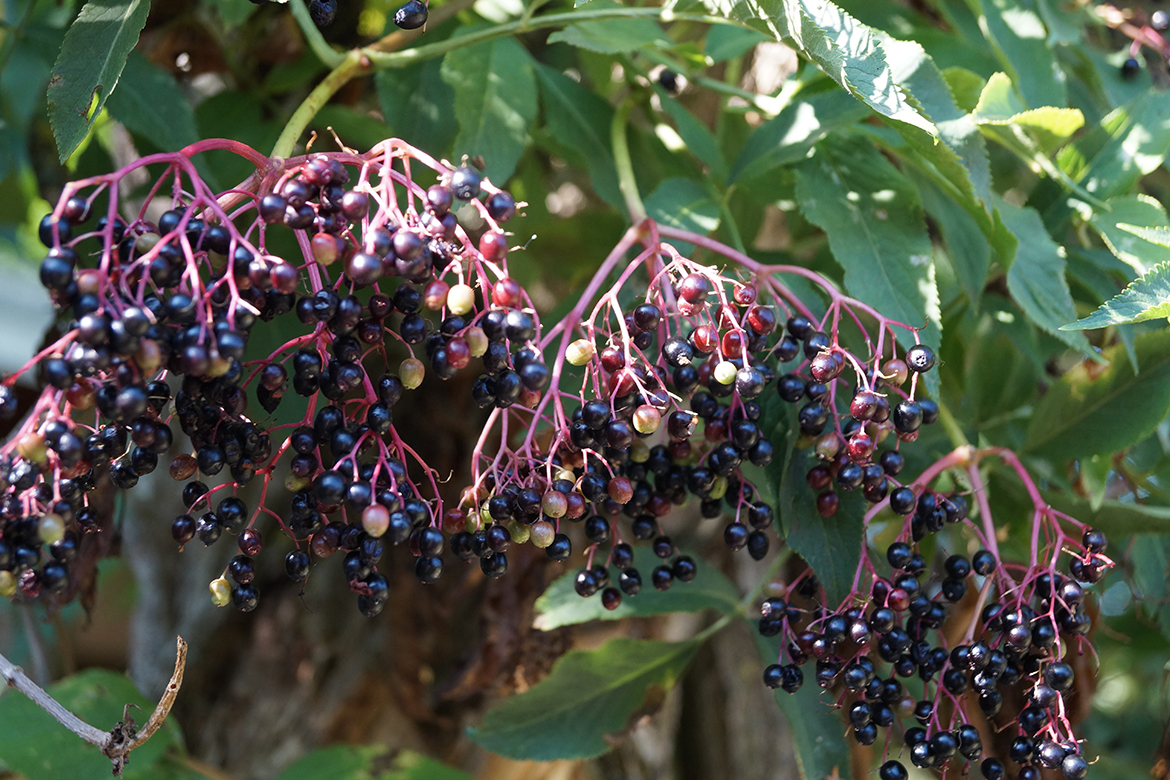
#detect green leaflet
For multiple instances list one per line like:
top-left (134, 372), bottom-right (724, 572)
top-left (754, 628), bottom-right (852, 779)
top-left (468, 637), bottom-right (700, 759)
top-left (46, 0), bottom-right (150, 162)
top-left (777, 447), bottom-right (866, 607)
top-left (1086, 195), bottom-right (1170, 274)
top-left (534, 544), bottom-right (739, 630)
top-left (645, 178), bottom-right (721, 235)
top-left (996, 197), bottom-right (1093, 353)
top-left (106, 51), bottom-right (199, 155)
top-left (548, 5), bottom-right (671, 54)
top-left (700, 0), bottom-right (935, 135)
top-left (965, 0), bottom-right (1065, 109)
top-left (794, 135), bottom-right (942, 369)
top-left (1024, 329), bottom-right (1170, 460)
top-left (731, 88), bottom-right (870, 183)
top-left (440, 35), bottom-right (538, 185)
top-left (1062, 261), bottom-right (1170, 331)
top-left (376, 59), bottom-right (457, 161)
top-left (1079, 95), bottom-right (1170, 200)
top-left (534, 63), bottom-right (622, 209)
top-left (972, 72), bottom-right (1084, 153)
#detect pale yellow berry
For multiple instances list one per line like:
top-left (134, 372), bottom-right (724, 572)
top-left (447, 283), bottom-right (477, 316)
top-left (566, 339), bottom-right (595, 366)
top-left (400, 358), bottom-right (425, 389)
top-left (362, 504), bottom-right (390, 538)
top-left (38, 513), bottom-right (66, 545)
top-left (464, 325), bottom-right (488, 356)
top-left (630, 439), bottom-right (650, 463)
top-left (209, 577), bottom-right (231, 607)
top-left (424, 279), bottom-right (449, 310)
top-left (18, 433), bottom-right (46, 464)
top-left (285, 473), bottom-right (310, 492)
top-left (0, 570), bottom-right (15, 599)
top-left (530, 520), bottom-right (555, 548)
top-left (714, 361), bottom-right (737, 385)
top-left (632, 405), bottom-right (661, 435)
top-left (709, 476), bottom-right (728, 501)
top-left (507, 519), bottom-right (530, 544)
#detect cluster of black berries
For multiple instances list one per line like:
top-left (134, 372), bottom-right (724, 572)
top-left (761, 513), bottom-right (1106, 779)
top-left (8, 141), bottom-right (533, 617)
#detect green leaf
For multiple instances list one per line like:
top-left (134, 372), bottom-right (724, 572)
top-left (1061, 261), bottom-right (1170, 331)
top-left (1086, 195), bottom-right (1170, 273)
top-left (754, 628), bottom-right (851, 779)
top-left (657, 91), bottom-right (727, 181)
top-left (1024, 329), bottom-right (1170, 460)
top-left (533, 63), bottom-right (621, 208)
top-left (731, 89), bottom-right (870, 183)
top-left (991, 470), bottom-right (1170, 536)
top-left (534, 545), bottom-right (739, 630)
top-left (920, 178), bottom-right (990, 308)
top-left (46, 0), bottom-right (150, 162)
top-left (645, 178), bottom-right (720, 235)
top-left (276, 746), bottom-right (472, 780)
top-left (1079, 95), bottom-right (1170, 200)
top-left (705, 25), bottom-right (770, 61)
top-left (794, 135), bottom-right (942, 359)
top-left (468, 637), bottom-right (700, 760)
top-left (440, 34), bottom-right (537, 185)
top-left (778, 448), bottom-right (866, 607)
top-left (548, 5), bottom-right (670, 54)
top-left (106, 51), bottom-right (199, 153)
top-left (375, 59), bottom-right (457, 161)
top-left (973, 72), bottom-right (1083, 153)
top-left (1117, 224), bottom-right (1170, 249)
top-left (702, 0), bottom-right (935, 135)
top-left (0, 669), bottom-right (184, 780)
top-left (996, 198), bottom-right (1092, 352)
top-left (965, 0), bottom-right (1065, 109)
top-left (942, 67), bottom-right (985, 112)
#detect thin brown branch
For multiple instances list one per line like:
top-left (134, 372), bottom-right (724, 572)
top-left (0, 636), bottom-right (187, 777)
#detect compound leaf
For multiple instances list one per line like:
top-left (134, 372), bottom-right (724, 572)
top-left (441, 35), bottom-right (537, 185)
top-left (1062, 261), bottom-right (1170, 331)
top-left (47, 0), bottom-right (150, 162)
top-left (1024, 329), bottom-right (1170, 460)
top-left (469, 637), bottom-right (700, 759)
top-left (534, 545), bottom-right (739, 630)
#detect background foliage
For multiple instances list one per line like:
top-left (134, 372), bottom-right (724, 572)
top-left (2, 0), bottom-right (1170, 776)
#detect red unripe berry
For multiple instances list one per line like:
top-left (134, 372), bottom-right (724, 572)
top-left (721, 330), bottom-right (745, 359)
top-left (888, 588), bottom-right (910, 611)
top-left (816, 490), bottom-right (839, 517)
top-left (446, 337), bottom-right (471, 369)
top-left (492, 277), bottom-right (522, 308)
top-left (479, 230), bottom-right (508, 262)
top-left (746, 305), bottom-right (776, 334)
top-left (677, 299), bottom-right (699, 317)
top-left (851, 390), bottom-right (878, 421)
top-left (882, 358), bottom-right (909, 386)
top-left (847, 432), bottom-right (873, 462)
top-left (691, 325), bottom-right (718, 353)
top-left (270, 261), bottom-right (299, 293)
top-left (443, 507), bottom-right (467, 535)
top-left (810, 350), bottom-right (844, 382)
top-left (678, 273), bottom-right (709, 304)
top-left (608, 477), bottom-right (634, 504)
top-left (807, 464), bottom-right (832, 490)
top-left (716, 304), bottom-right (739, 329)
top-left (733, 284), bottom-right (757, 305)
top-left (599, 346), bottom-right (626, 373)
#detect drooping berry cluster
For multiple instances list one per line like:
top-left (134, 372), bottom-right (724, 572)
top-left (758, 443), bottom-right (1111, 780)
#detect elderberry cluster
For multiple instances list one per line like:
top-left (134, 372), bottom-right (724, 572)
top-left (760, 505), bottom-right (1109, 778)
